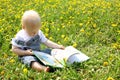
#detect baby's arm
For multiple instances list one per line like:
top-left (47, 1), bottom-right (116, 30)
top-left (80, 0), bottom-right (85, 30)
top-left (43, 40), bottom-right (65, 49)
top-left (12, 45), bottom-right (33, 56)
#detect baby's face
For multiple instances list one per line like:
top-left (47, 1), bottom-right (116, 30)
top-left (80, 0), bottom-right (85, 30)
top-left (24, 21), bottom-right (41, 36)
top-left (22, 10), bottom-right (41, 36)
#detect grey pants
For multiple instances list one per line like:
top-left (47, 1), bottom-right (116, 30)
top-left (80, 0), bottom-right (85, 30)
top-left (18, 49), bottom-right (51, 67)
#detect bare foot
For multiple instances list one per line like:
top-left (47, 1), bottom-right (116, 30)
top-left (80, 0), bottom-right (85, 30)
top-left (44, 66), bottom-right (50, 72)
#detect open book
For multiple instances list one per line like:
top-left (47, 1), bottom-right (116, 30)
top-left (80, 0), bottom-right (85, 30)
top-left (32, 46), bottom-right (90, 68)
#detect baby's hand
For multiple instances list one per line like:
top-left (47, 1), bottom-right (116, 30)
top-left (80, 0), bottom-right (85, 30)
top-left (59, 45), bottom-right (65, 49)
top-left (26, 49), bottom-right (33, 55)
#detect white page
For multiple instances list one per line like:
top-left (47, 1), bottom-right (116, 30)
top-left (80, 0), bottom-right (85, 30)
top-left (51, 49), bottom-right (74, 61)
top-left (51, 46), bottom-right (90, 64)
top-left (66, 46), bottom-right (90, 63)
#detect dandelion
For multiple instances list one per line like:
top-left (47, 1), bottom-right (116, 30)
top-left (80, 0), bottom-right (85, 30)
top-left (112, 45), bottom-right (117, 49)
top-left (45, 28), bottom-right (49, 32)
top-left (62, 26), bottom-right (65, 28)
top-left (93, 23), bottom-right (96, 28)
top-left (69, 16), bottom-right (72, 19)
top-left (103, 61), bottom-right (108, 66)
top-left (111, 23), bottom-right (117, 27)
top-left (9, 59), bottom-right (15, 63)
top-left (72, 42), bottom-right (77, 48)
top-left (79, 23), bottom-right (83, 26)
top-left (112, 43), bottom-right (119, 49)
top-left (80, 28), bottom-right (85, 32)
top-left (64, 37), bottom-right (68, 42)
top-left (45, 33), bottom-right (48, 37)
top-left (52, 26), bottom-right (55, 29)
top-left (61, 35), bottom-right (65, 38)
top-left (60, 16), bottom-right (63, 20)
top-left (57, 28), bottom-right (60, 31)
top-left (77, 12), bottom-right (80, 14)
top-left (23, 68), bottom-right (28, 74)
top-left (1, 71), bottom-right (4, 75)
top-left (51, 22), bottom-right (54, 24)
top-left (68, 21), bottom-right (71, 24)
top-left (107, 77), bottom-right (114, 80)
top-left (108, 54), bottom-right (113, 61)
top-left (117, 30), bottom-right (120, 34)
top-left (109, 57), bottom-right (112, 61)
top-left (57, 41), bottom-right (61, 44)
top-left (49, 37), bottom-right (53, 40)
top-left (0, 66), bottom-right (3, 69)
top-left (3, 54), bottom-right (8, 58)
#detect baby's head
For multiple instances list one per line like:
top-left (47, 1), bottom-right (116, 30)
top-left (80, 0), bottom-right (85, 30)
top-left (21, 10), bottom-right (41, 36)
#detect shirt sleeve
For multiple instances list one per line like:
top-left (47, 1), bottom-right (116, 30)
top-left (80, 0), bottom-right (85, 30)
top-left (11, 31), bottom-right (24, 47)
top-left (39, 30), bottom-right (48, 43)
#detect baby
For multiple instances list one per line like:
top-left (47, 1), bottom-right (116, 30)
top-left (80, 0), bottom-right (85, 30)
top-left (11, 10), bottom-right (64, 72)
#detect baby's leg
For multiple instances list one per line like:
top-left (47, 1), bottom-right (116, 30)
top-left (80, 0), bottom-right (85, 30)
top-left (19, 56), bottom-right (50, 72)
top-left (31, 61), bottom-right (50, 72)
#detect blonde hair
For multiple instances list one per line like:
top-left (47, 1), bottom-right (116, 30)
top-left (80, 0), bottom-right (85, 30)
top-left (21, 10), bottom-right (41, 26)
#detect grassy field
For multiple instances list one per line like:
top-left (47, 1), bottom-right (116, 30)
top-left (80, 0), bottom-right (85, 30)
top-left (0, 0), bottom-right (120, 80)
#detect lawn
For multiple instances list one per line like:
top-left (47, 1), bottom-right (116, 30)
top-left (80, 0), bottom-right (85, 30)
top-left (0, 0), bottom-right (120, 80)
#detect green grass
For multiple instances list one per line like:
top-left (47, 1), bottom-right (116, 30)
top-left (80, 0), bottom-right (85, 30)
top-left (0, 0), bottom-right (120, 80)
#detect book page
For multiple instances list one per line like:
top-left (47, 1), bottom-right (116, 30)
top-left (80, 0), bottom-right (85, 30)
top-left (65, 46), bottom-right (90, 63)
top-left (51, 49), bottom-right (73, 62)
top-left (65, 46), bottom-right (80, 54)
top-left (51, 46), bottom-right (90, 64)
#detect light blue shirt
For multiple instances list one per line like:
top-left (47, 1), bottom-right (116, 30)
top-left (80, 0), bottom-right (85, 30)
top-left (11, 29), bottom-right (48, 51)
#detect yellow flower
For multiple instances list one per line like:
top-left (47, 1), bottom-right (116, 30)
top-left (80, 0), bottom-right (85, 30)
top-left (93, 23), bottom-right (96, 28)
top-left (45, 33), bottom-right (48, 37)
top-left (57, 28), bottom-right (60, 31)
top-left (109, 54), bottom-right (113, 61)
top-left (107, 77), bottom-right (114, 80)
top-left (4, 54), bottom-right (8, 58)
top-left (45, 28), bottom-right (49, 32)
top-left (52, 26), bottom-right (55, 29)
top-left (62, 26), bottom-right (65, 28)
top-left (23, 68), bottom-right (28, 74)
top-left (61, 35), bottom-right (65, 38)
top-left (79, 23), bottom-right (83, 26)
top-left (112, 43), bottom-right (119, 49)
top-left (80, 28), bottom-right (85, 32)
top-left (117, 30), bottom-right (120, 34)
top-left (64, 37), bottom-right (69, 42)
top-left (103, 61), bottom-right (108, 66)
top-left (60, 16), bottom-right (63, 20)
top-left (77, 12), bottom-right (80, 14)
top-left (49, 37), bottom-right (53, 40)
top-left (72, 42), bottom-right (77, 48)
top-left (1, 71), bottom-right (4, 75)
top-left (9, 59), bottom-right (15, 63)
top-left (111, 23), bottom-right (117, 27)
top-left (0, 66), bottom-right (3, 69)
top-left (57, 41), bottom-right (61, 44)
